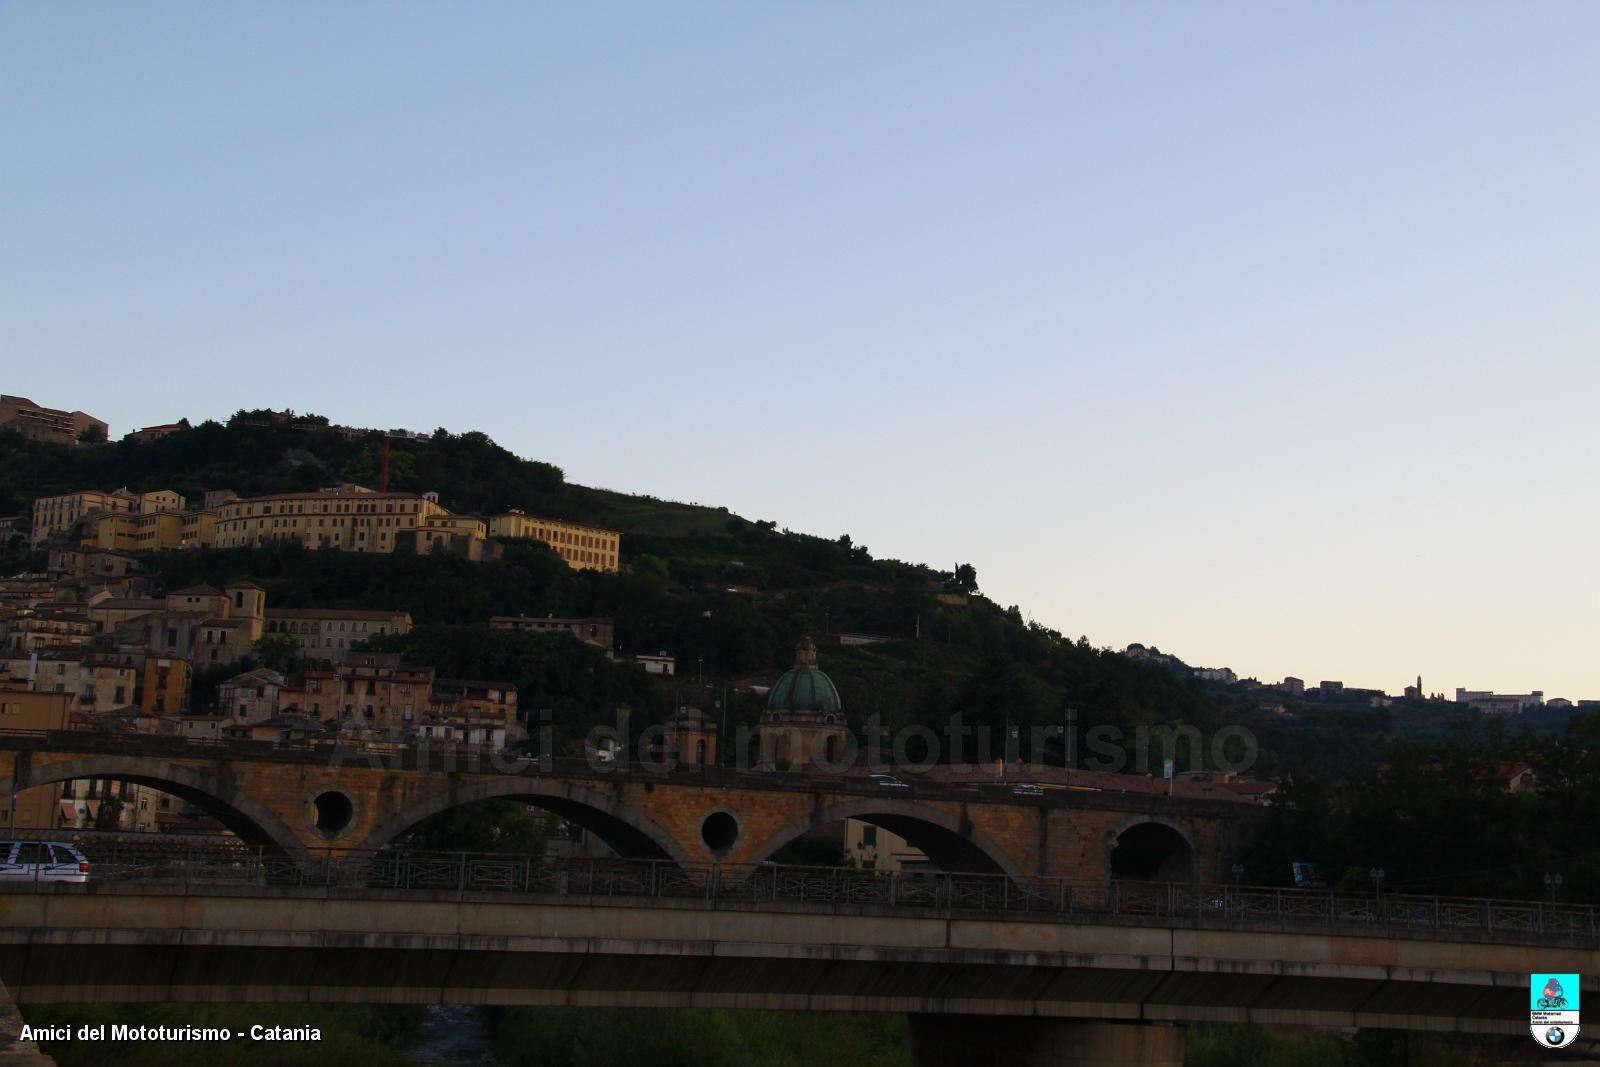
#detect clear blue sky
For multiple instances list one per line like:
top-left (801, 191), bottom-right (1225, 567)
top-left (4, 3), bottom-right (1597, 699)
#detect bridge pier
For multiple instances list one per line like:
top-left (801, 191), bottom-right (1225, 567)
top-left (908, 1015), bottom-right (1182, 1067)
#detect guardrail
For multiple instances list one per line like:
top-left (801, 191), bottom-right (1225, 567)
top-left (3, 840), bottom-right (1594, 946)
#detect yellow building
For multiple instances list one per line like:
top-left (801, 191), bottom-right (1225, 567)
top-left (0, 687), bottom-right (70, 830)
top-left (31, 487), bottom-right (186, 546)
top-left (488, 510), bottom-right (621, 572)
top-left (213, 485), bottom-right (456, 554)
top-left (81, 510), bottom-right (216, 552)
top-left (139, 656), bottom-right (191, 715)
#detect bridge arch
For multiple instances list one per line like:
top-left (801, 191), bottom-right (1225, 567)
top-left (1108, 816), bottom-right (1196, 882)
top-left (358, 778), bottom-right (691, 864)
top-left (0, 755), bottom-right (306, 856)
top-left (748, 798), bottom-right (1024, 879)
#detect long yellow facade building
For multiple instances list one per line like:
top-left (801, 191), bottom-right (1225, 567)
top-left (34, 482), bottom-right (619, 571)
top-left (213, 485), bottom-right (453, 553)
top-left (488, 509), bottom-right (620, 571)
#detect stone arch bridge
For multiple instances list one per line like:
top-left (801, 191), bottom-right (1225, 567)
top-left (0, 732), bottom-right (1256, 882)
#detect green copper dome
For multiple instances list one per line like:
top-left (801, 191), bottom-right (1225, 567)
top-left (767, 636), bottom-right (842, 715)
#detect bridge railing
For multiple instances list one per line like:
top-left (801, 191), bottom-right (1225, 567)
top-left (5, 840), bottom-right (1594, 946)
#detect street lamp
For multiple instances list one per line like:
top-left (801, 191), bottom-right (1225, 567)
top-left (1231, 863), bottom-right (1244, 885)
top-left (1545, 873), bottom-right (1564, 903)
top-left (1369, 866), bottom-right (1385, 899)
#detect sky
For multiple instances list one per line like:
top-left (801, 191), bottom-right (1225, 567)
top-left (3, 3), bottom-right (1598, 699)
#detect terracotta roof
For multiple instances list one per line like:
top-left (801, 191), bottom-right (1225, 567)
top-left (224, 488), bottom-right (438, 503)
top-left (492, 511), bottom-right (620, 536)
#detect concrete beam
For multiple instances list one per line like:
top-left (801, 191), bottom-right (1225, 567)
top-left (2, 886), bottom-right (1592, 1036)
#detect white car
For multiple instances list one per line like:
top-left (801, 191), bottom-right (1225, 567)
top-left (0, 840), bottom-right (90, 884)
top-left (870, 774), bottom-right (910, 791)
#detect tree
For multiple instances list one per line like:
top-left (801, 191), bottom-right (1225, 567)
top-left (94, 795), bottom-right (125, 830)
top-left (397, 798), bottom-right (549, 854)
top-left (251, 634), bottom-right (305, 676)
top-left (953, 563), bottom-right (978, 593)
top-left (77, 424), bottom-right (107, 444)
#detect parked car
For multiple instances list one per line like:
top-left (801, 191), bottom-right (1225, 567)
top-left (0, 840), bottom-right (90, 884)
top-left (869, 774), bottom-right (910, 791)
top-left (1011, 783), bottom-right (1045, 797)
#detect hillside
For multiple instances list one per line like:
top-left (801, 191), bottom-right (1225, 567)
top-left (7, 413), bottom-right (1600, 899)
top-left (0, 413), bottom-right (1502, 779)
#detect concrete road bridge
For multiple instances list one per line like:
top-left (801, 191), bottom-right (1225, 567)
top-left (0, 730), bottom-right (1256, 883)
top-left (1, 849), bottom-right (1597, 1066)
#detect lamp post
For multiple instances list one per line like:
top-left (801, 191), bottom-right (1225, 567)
top-left (1231, 863), bottom-right (1244, 885)
top-left (1545, 872), bottom-right (1563, 904)
top-left (1369, 866), bottom-right (1385, 901)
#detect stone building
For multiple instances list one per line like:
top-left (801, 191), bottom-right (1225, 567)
top-left (263, 607), bottom-right (412, 663)
top-left (488, 615), bottom-right (614, 653)
top-left (669, 706), bottom-right (718, 768)
top-left (0, 394), bottom-right (107, 447)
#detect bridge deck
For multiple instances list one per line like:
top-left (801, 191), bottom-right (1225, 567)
top-left (3, 874), bottom-right (1596, 1036)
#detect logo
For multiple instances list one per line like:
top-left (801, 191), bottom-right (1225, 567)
top-left (1531, 973), bottom-right (1580, 1049)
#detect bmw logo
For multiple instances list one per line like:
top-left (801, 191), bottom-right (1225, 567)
top-left (1546, 1026), bottom-right (1566, 1046)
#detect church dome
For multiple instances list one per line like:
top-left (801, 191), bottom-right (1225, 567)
top-left (766, 636), bottom-right (842, 716)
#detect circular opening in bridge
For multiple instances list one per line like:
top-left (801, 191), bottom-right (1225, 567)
top-left (699, 811), bottom-right (739, 854)
top-left (312, 791), bottom-right (354, 836)
top-left (1111, 822), bottom-right (1194, 881)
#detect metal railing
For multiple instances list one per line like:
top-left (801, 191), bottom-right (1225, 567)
top-left (3, 838), bottom-right (1594, 946)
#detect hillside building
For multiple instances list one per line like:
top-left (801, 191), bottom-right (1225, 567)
top-left (1456, 688), bottom-right (1544, 715)
top-left (488, 510), bottom-right (620, 572)
top-left (212, 484), bottom-right (457, 554)
top-left (263, 608), bottom-right (412, 663)
top-left (81, 509), bottom-right (216, 552)
top-left (489, 615), bottom-right (613, 653)
top-left (30, 487), bottom-right (185, 547)
top-left (635, 652), bottom-right (675, 676)
top-left (0, 395), bottom-right (107, 447)
top-left (209, 484), bottom-right (501, 560)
